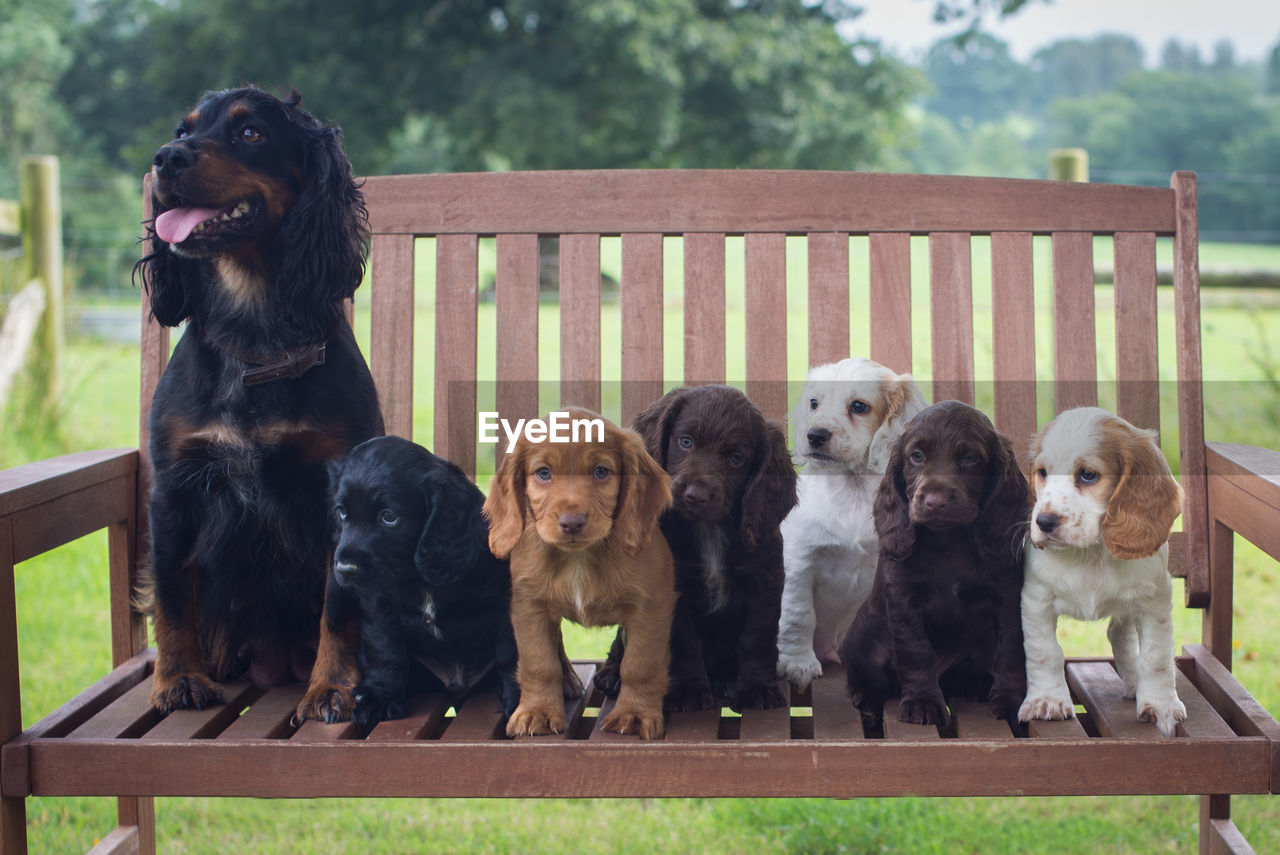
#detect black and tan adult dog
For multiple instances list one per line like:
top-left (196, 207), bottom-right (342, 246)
top-left (330, 437), bottom-right (519, 730)
top-left (138, 86), bottom-right (382, 716)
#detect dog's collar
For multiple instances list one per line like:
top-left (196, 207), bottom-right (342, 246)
top-left (234, 341), bottom-right (328, 386)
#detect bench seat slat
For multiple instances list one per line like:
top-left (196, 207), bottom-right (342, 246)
top-left (140, 683), bottom-right (256, 742)
top-left (809, 673), bottom-right (866, 741)
top-left (365, 693), bottom-right (452, 743)
top-left (215, 685), bottom-right (304, 741)
top-left (1067, 660), bottom-right (1165, 740)
top-left (951, 699), bottom-right (1015, 741)
top-left (68, 679), bottom-right (159, 740)
top-left (738, 699), bottom-right (793, 742)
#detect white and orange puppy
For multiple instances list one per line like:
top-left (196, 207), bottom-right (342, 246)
top-left (1019, 407), bottom-right (1187, 736)
top-left (776, 357), bottom-right (927, 690)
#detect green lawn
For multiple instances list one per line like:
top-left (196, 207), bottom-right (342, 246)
top-left (6, 238), bottom-right (1280, 853)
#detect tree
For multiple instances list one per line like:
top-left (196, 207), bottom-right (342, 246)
top-left (922, 32), bottom-right (1032, 123)
top-left (1031, 35), bottom-right (1144, 106)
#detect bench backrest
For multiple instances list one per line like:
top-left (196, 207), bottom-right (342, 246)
top-left (138, 169), bottom-right (1208, 603)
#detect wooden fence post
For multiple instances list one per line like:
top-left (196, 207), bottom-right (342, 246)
top-left (1048, 148), bottom-right (1089, 182)
top-left (19, 155), bottom-right (63, 408)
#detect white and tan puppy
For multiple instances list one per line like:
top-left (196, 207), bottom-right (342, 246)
top-left (1018, 407), bottom-right (1187, 736)
top-left (776, 357), bottom-right (927, 690)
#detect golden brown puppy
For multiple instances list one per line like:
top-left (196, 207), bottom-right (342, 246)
top-left (484, 408), bottom-right (675, 739)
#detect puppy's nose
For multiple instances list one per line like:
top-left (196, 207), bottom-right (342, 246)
top-left (807, 428), bottom-right (831, 449)
top-left (682, 482), bottom-right (711, 508)
top-left (558, 513), bottom-right (587, 536)
top-left (333, 561), bottom-right (358, 586)
top-left (921, 491), bottom-right (951, 513)
top-left (1035, 512), bottom-right (1061, 534)
top-left (153, 144), bottom-right (195, 178)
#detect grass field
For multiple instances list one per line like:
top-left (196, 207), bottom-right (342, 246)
top-left (6, 237), bottom-right (1280, 853)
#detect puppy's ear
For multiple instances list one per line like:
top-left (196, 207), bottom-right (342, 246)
top-left (975, 432), bottom-right (1032, 565)
top-left (416, 461), bottom-right (486, 579)
top-left (613, 428), bottom-right (673, 557)
top-left (1102, 430), bottom-right (1184, 560)
top-left (873, 437), bottom-right (915, 560)
top-left (740, 419), bottom-right (798, 548)
top-left (276, 115), bottom-right (370, 323)
top-left (867, 373), bottom-right (927, 474)
top-left (134, 203), bottom-right (199, 327)
top-left (483, 445), bottom-right (528, 559)
top-left (630, 388), bottom-right (686, 468)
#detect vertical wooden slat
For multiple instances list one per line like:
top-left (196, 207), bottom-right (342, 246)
top-left (434, 234), bottom-right (479, 477)
top-left (559, 234), bottom-right (601, 412)
top-left (620, 233), bottom-right (664, 427)
top-left (138, 175), bottom-right (167, 553)
top-left (929, 233), bottom-right (974, 405)
top-left (1173, 171), bottom-right (1209, 608)
top-left (369, 233), bottom-right (416, 440)
top-left (1114, 231), bottom-right (1160, 432)
top-left (990, 232), bottom-right (1037, 457)
top-left (108, 514), bottom-right (145, 667)
top-left (745, 233), bottom-right (788, 421)
top-left (807, 232), bottom-right (850, 367)
top-left (0, 519), bottom-right (26, 855)
top-left (494, 234), bottom-right (540, 466)
top-left (1051, 231), bottom-right (1097, 413)
top-left (868, 233), bottom-right (912, 374)
top-left (683, 232), bottom-right (725, 386)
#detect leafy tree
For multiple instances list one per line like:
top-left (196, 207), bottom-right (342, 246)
top-left (0, 0), bottom-right (74, 168)
top-left (1031, 35), bottom-right (1144, 106)
top-left (922, 31), bottom-right (1032, 123)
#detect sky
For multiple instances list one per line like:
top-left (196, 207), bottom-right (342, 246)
top-left (844, 0), bottom-right (1280, 65)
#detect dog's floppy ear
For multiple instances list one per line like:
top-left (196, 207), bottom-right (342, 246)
top-left (134, 206), bottom-right (200, 327)
top-left (873, 436), bottom-right (915, 560)
top-left (975, 431), bottom-right (1032, 565)
top-left (483, 444), bottom-right (529, 559)
top-left (416, 460), bottom-right (487, 580)
top-left (276, 99), bottom-right (370, 322)
top-left (867, 374), bottom-right (927, 474)
top-left (630, 387), bottom-right (686, 468)
top-left (1102, 429), bottom-right (1185, 560)
top-left (612, 427), bottom-right (673, 557)
top-left (740, 419), bottom-right (798, 548)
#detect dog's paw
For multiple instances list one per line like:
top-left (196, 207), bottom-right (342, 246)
top-left (732, 681), bottom-right (788, 712)
top-left (591, 662), bottom-right (621, 699)
top-left (600, 705), bottom-right (666, 740)
top-left (897, 695), bottom-right (949, 727)
top-left (295, 683), bottom-right (355, 725)
top-left (352, 685), bottom-right (404, 731)
top-left (150, 672), bottom-right (225, 713)
top-left (986, 688), bottom-right (1022, 721)
top-left (563, 665), bottom-right (586, 699)
top-left (1137, 695), bottom-right (1187, 737)
top-left (776, 651), bottom-right (824, 691)
top-left (1018, 694), bottom-right (1075, 723)
top-left (665, 680), bottom-right (715, 712)
top-left (505, 703), bottom-right (566, 737)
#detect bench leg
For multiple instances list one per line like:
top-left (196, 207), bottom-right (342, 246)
top-left (1, 795), bottom-right (27, 855)
top-left (82, 798), bottom-right (154, 855)
top-left (1200, 794), bottom-right (1255, 855)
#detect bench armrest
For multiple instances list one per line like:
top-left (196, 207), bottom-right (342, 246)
top-left (1206, 441), bottom-right (1280, 563)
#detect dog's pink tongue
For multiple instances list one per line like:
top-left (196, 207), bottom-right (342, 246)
top-left (155, 207), bottom-right (220, 244)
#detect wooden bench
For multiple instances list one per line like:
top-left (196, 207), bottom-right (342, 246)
top-left (3, 169), bottom-right (1278, 854)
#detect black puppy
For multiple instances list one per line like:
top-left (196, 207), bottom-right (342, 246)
top-left (329, 436), bottom-right (519, 730)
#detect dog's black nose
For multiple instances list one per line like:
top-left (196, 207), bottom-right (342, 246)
top-left (1035, 512), bottom-right (1060, 533)
top-left (558, 513), bottom-right (587, 536)
top-left (333, 561), bottom-right (359, 585)
top-left (682, 483), bottom-right (710, 508)
top-left (153, 144), bottom-right (195, 178)
top-left (807, 428), bottom-right (831, 449)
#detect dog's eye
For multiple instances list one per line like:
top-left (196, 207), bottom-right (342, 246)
top-left (593, 466), bottom-right (610, 480)
top-left (1036, 467), bottom-right (1047, 480)
top-left (809, 397), bottom-right (819, 411)
top-left (960, 452), bottom-right (980, 467)
top-left (848, 400), bottom-right (870, 415)
top-left (379, 509), bottom-right (400, 527)
top-left (535, 467), bottom-right (552, 482)
top-left (334, 504), bottom-right (347, 521)
top-left (1077, 469), bottom-right (1099, 485)
top-left (241, 126), bottom-right (264, 144)
top-left (909, 450), bottom-right (925, 464)
top-left (678, 436), bottom-right (693, 450)
top-left (175, 128), bottom-right (188, 140)
top-left (729, 452), bottom-right (746, 466)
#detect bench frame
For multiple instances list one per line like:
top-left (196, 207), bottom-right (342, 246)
top-left (2, 169), bottom-right (1279, 854)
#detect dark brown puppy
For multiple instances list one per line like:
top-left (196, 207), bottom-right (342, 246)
top-left (138, 86), bottom-right (382, 716)
top-left (597, 386), bottom-right (797, 711)
top-left (842, 400), bottom-right (1029, 727)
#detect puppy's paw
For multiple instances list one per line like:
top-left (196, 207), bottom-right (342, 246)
top-left (1018, 694), bottom-right (1074, 722)
top-left (986, 687), bottom-right (1022, 721)
top-left (505, 703), bottom-right (567, 737)
top-left (150, 672), bottom-right (225, 713)
top-left (352, 685), bottom-right (405, 731)
top-left (591, 661), bottom-right (621, 699)
top-left (665, 680), bottom-right (715, 712)
top-left (1137, 695), bottom-right (1187, 737)
top-left (600, 705), bottom-right (665, 740)
top-left (897, 695), bottom-right (948, 727)
top-left (295, 683), bottom-right (355, 725)
top-left (776, 651), bottom-right (824, 691)
top-left (731, 680), bottom-right (788, 712)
